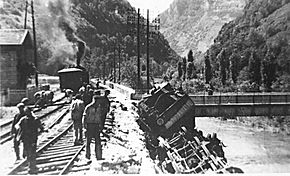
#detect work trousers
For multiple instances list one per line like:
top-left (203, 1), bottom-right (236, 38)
top-left (85, 123), bottom-right (102, 160)
top-left (73, 120), bottom-right (83, 143)
top-left (23, 142), bottom-right (37, 173)
top-left (13, 136), bottom-right (20, 159)
top-left (101, 114), bottom-right (107, 130)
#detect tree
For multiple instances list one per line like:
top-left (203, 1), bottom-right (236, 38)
top-left (122, 58), bottom-right (138, 88)
top-left (177, 61), bottom-right (183, 79)
top-left (182, 57), bottom-right (187, 81)
top-left (187, 49), bottom-right (194, 62)
top-left (229, 52), bottom-right (239, 83)
top-left (247, 29), bottom-right (264, 48)
top-left (217, 49), bottom-right (227, 85)
top-left (248, 50), bottom-right (261, 86)
top-left (204, 55), bottom-right (212, 84)
top-left (262, 47), bottom-right (277, 91)
top-left (187, 62), bottom-right (194, 79)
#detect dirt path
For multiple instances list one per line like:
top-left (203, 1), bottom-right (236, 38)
top-left (195, 117), bottom-right (290, 173)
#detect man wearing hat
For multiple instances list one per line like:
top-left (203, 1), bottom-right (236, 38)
top-left (65, 89), bottom-right (74, 103)
top-left (82, 94), bottom-right (104, 160)
top-left (101, 90), bottom-right (111, 129)
top-left (83, 85), bottom-right (93, 106)
top-left (11, 103), bottom-right (26, 160)
top-left (21, 97), bottom-right (29, 106)
top-left (15, 108), bottom-right (47, 174)
top-left (70, 94), bottom-right (85, 145)
top-left (21, 97), bottom-right (34, 116)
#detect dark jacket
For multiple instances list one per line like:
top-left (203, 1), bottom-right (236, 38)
top-left (16, 115), bottom-right (44, 143)
top-left (11, 112), bottom-right (25, 135)
top-left (71, 99), bottom-right (85, 121)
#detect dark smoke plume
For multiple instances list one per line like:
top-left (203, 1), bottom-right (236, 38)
top-left (36, 0), bottom-right (87, 70)
top-left (76, 40), bottom-right (86, 66)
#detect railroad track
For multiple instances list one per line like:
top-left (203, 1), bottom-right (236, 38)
top-left (7, 120), bottom-right (85, 175)
top-left (0, 100), bottom-right (68, 144)
top-left (7, 101), bottom-right (118, 175)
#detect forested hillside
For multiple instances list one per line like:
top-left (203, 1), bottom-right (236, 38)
top-left (160, 0), bottom-right (246, 56)
top-left (0, 0), bottom-right (179, 87)
top-left (204, 0), bottom-right (290, 92)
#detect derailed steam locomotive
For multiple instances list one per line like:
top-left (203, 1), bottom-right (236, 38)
top-left (137, 83), bottom-right (229, 174)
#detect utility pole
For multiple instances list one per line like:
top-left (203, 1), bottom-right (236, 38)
top-left (137, 8), bottom-right (140, 89)
top-left (126, 8), bottom-right (160, 90)
top-left (146, 9), bottom-right (150, 91)
top-left (31, 0), bottom-right (38, 87)
top-left (24, 0), bottom-right (28, 29)
top-left (113, 46), bottom-right (116, 83)
top-left (103, 60), bottom-right (106, 80)
top-left (118, 44), bottom-right (121, 84)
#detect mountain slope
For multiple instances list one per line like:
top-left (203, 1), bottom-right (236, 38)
top-left (0, 0), bottom-right (179, 76)
top-left (160, 0), bottom-right (246, 56)
top-left (205, 0), bottom-right (290, 91)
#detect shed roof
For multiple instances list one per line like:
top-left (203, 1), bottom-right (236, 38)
top-left (0, 29), bottom-right (31, 45)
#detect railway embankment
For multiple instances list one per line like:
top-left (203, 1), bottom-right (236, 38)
top-left (69, 86), bottom-right (156, 174)
top-left (1, 84), bottom-right (158, 174)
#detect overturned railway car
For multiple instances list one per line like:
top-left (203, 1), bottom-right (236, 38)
top-left (137, 83), bottom-right (229, 174)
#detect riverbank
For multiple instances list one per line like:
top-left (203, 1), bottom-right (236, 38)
top-left (233, 116), bottom-right (290, 136)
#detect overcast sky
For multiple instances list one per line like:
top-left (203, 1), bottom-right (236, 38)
top-left (127, 0), bottom-right (174, 18)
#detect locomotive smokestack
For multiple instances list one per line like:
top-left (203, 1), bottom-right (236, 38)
top-left (76, 40), bottom-right (85, 67)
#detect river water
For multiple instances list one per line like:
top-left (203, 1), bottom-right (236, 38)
top-left (196, 117), bottom-right (290, 173)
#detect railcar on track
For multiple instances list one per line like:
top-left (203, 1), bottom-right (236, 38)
top-left (58, 67), bottom-right (89, 93)
top-left (57, 40), bottom-right (90, 94)
top-left (137, 83), bottom-right (229, 174)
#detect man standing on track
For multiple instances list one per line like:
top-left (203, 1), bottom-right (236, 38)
top-left (70, 94), bottom-right (85, 145)
top-left (83, 93), bottom-right (104, 161)
top-left (101, 90), bottom-right (111, 129)
top-left (15, 108), bottom-right (47, 174)
top-left (83, 85), bottom-right (93, 106)
top-left (11, 103), bottom-right (26, 161)
top-left (21, 97), bottom-right (29, 107)
top-left (65, 89), bottom-right (74, 103)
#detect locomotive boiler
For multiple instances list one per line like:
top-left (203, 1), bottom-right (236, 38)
top-left (137, 83), bottom-right (229, 174)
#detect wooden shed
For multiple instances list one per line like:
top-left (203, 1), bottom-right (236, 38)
top-left (0, 29), bottom-right (33, 90)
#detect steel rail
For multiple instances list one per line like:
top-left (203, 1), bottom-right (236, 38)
top-left (0, 94), bottom-right (66, 128)
top-left (7, 122), bottom-right (74, 175)
top-left (59, 143), bottom-right (86, 175)
top-left (0, 103), bottom-right (67, 144)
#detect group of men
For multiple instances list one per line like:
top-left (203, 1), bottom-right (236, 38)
top-left (34, 90), bottom-right (54, 108)
top-left (70, 85), bottom-right (111, 161)
top-left (11, 97), bottom-right (47, 174)
top-left (10, 84), bottom-right (111, 174)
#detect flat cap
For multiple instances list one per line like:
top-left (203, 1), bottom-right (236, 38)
top-left (17, 103), bottom-right (25, 108)
top-left (21, 98), bottom-right (29, 103)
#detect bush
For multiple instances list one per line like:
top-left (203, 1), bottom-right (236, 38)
top-left (272, 73), bottom-right (290, 92)
top-left (237, 81), bottom-right (260, 92)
